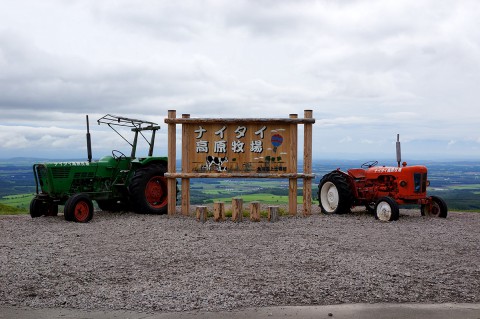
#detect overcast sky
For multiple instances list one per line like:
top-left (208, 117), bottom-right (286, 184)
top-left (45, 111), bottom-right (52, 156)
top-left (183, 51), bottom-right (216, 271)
top-left (1, 0), bottom-right (479, 161)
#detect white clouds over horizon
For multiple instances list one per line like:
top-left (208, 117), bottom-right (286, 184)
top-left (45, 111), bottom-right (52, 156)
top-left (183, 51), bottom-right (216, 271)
top-left (1, 0), bottom-right (480, 160)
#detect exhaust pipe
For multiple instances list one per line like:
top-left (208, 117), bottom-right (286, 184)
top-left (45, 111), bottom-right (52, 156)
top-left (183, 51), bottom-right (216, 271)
top-left (396, 134), bottom-right (401, 168)
top-left (86, 115), bottom-right (92, 163)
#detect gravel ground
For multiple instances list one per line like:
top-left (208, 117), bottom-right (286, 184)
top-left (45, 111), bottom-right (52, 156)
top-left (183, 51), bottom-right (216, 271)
top-left (1, 206), bottom-right (479, 313)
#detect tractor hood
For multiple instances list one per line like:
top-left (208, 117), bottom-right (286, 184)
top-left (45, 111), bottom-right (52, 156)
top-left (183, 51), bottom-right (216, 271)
top-left (365, 165), bottom-right (427, 177)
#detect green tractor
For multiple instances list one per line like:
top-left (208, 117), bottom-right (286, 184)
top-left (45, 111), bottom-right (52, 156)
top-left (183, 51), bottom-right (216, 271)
top-left (30, 114), bottom-right (172, 222)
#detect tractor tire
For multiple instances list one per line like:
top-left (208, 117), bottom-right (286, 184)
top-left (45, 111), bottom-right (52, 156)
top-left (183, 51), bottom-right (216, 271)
top-left (365, 202), bottom-right (375, 214)
top-left (318, 171), bottom-right (354, 214)
top-left (374, 196), bottom-right (399, 222)
top-left (29, 198), bottom-right (43, 218)
top-left (421, 195), bottom-right (448, 218)
top-left (129, 163), bottom-right (169, 215)
top-left (97, 200), bottom-right (129, 212)
top-left (29, 198), bottom-right (58, 218)
top-left (64, 193), bottom-right (94, 223)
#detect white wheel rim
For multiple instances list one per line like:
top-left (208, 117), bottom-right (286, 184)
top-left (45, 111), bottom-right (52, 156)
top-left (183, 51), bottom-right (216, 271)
top-left (426, 202), bottom-right (440, 217)
top-left (321, 182), bottom-right (339, 213)
top-left (376, 201), bottom-right (392, 221)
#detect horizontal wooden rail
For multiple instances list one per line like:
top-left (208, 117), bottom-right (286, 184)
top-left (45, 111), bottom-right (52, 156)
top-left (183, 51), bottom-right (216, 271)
top-left (164, 118), bottom-right (316, 125)
top-left (164, 173), bottom-right (315, 179)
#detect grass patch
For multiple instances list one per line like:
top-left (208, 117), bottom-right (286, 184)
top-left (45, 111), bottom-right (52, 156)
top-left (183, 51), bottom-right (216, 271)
top-left (448, 184), bottom-right (480, 190)
top-left (0, 194), bottom-right (33, 212)
top-left (0, 203), bottom-right (26, 215)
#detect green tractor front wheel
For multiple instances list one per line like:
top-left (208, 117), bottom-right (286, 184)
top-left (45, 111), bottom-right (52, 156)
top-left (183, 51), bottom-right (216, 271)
top-left (64, 193), bottom-right (94, 223)
top-left (30, 198), bottom-right (58, 218)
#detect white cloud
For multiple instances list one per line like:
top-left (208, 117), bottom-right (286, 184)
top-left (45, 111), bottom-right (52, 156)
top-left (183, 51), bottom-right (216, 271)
top-left (0, 0), bottom-right (480, 159)
top-left (339, 136), bottom-right (352, 143)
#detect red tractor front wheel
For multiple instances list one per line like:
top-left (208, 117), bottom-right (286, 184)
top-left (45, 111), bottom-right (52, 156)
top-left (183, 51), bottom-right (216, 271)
top-left (64, 194), bottom-right (94, 223)
top-left (374, 197), bottom-right (399, 222)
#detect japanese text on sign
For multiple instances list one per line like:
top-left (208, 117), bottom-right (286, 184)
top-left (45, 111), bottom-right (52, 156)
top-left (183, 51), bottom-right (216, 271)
top-left (185, 123), bottom-right (291, 174)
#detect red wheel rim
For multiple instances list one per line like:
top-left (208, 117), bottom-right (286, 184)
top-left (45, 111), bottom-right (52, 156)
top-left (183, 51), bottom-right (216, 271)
top-left (145, 176), bottom-right (168, 208)
top-left (74, 201), bottom-right (90, 222)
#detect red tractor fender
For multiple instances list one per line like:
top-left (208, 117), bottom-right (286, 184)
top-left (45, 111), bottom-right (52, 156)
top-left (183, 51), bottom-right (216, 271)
top-left (333, 169), bottom-right (360, 198)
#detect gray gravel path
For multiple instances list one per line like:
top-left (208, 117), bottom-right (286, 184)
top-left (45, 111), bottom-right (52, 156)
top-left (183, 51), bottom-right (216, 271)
top-left (1, 207), bottom-right (479, 313)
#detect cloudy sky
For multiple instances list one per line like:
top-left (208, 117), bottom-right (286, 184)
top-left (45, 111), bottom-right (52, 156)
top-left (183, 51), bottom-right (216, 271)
top-left (1, 0), bottom-right (479, 161)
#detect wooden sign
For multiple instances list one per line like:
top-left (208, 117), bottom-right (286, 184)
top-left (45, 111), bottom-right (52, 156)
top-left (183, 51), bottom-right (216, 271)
top-left (164, 111), bottom-right (315, 217)
top-left (184, 122), bottom-right (294, 174)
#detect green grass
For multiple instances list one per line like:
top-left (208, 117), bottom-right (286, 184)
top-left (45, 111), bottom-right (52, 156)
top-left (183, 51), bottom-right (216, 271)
top-left (0, 194), bottom-right (33, 214)
top-left (0, 203), bottom-right (25, 215)
top-left (207, 193), bottom-right (307, 204)
top-left (448, 184), bottom-right (480, 190)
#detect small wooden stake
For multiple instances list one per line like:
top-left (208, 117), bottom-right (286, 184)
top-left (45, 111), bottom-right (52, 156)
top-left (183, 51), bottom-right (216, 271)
top-left (214, 202), bottom-right (225, 222)
top-left (250, 201), bottom-right (261, 222)
top-left (268, 206), bottom-right (279, 222)
top-left (231, 197), bottom-right (243, 222)
top-left (196, 206), bottom-right (208, 223)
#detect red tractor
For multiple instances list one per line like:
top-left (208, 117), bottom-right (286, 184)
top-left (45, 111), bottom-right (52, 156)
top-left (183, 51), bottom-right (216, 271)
top-left (318, 135), bottom-right (448, 221)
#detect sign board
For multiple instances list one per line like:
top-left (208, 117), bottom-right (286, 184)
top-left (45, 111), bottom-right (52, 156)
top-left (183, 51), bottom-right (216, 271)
top-left (164, 111), bottom-right (315, 216)
top-left (184, 123), bottom-right (294, 174)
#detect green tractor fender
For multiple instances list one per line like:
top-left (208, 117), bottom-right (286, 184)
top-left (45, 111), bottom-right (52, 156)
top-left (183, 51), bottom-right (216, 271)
top-left (131, 156), bottom-right (168, 168)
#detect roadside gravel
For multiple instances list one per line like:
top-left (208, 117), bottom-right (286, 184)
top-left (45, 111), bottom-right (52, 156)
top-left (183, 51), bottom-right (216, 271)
top-left (1, 206), bottom-right (479, 313)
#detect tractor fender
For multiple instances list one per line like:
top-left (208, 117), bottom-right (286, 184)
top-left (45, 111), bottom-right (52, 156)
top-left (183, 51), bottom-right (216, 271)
top-left (130, 157), bottom-right (168, 169)
top-left (332, 169), bottom-right (359, 198)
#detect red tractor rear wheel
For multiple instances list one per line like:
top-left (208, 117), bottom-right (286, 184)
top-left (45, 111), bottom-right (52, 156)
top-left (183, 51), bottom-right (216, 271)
top-left (421, 196), bottom-right (448, 218)
top-left (64, 194), bottom-right (94, 223)
top-left (318, 171), bottom-right (353, 214)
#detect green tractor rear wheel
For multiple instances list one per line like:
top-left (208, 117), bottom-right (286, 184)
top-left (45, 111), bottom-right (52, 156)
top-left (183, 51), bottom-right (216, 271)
top-left (129, 163), bottom-right (169, 214)
top-left (64, 193), bottom-right (94, 223)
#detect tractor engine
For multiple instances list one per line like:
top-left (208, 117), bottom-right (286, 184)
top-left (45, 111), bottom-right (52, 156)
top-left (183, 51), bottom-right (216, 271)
top-left (349, 164), bottom-right (429, 205)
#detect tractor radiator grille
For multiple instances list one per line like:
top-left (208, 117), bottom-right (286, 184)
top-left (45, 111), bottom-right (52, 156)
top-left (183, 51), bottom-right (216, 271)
top-left (73, 172), bottom-right (95, 179)
top-left (51, 167), bottom-right (71, 179)
top-left (414, 173), bottom-right (427, 193)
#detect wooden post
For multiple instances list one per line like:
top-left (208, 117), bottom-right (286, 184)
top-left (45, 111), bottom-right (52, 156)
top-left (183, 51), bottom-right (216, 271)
top-left (303, 110), bottom-right (313, 216)
top-left (268, 206), bottom-right (279, 222)
top-left (250, 201), bottom-right (260, 222)
top-left (231, 197), bottom-right (243, 222)
top-left (181, 114), bottom-right (190, 216)
top-left (196, 206), bottom-right (208, 223)
top-left (213, 202), bottom-right (225, 222)
top-left (289, 114), bottom-right (298, 216)
top-left (167, 110), bottom-right (177, 216)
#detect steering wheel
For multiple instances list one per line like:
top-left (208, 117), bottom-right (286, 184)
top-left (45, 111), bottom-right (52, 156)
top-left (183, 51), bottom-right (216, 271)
top-left (361, 160), bottom-right (378, 169)
top-left (112, 150), bottom-right (127, 160)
